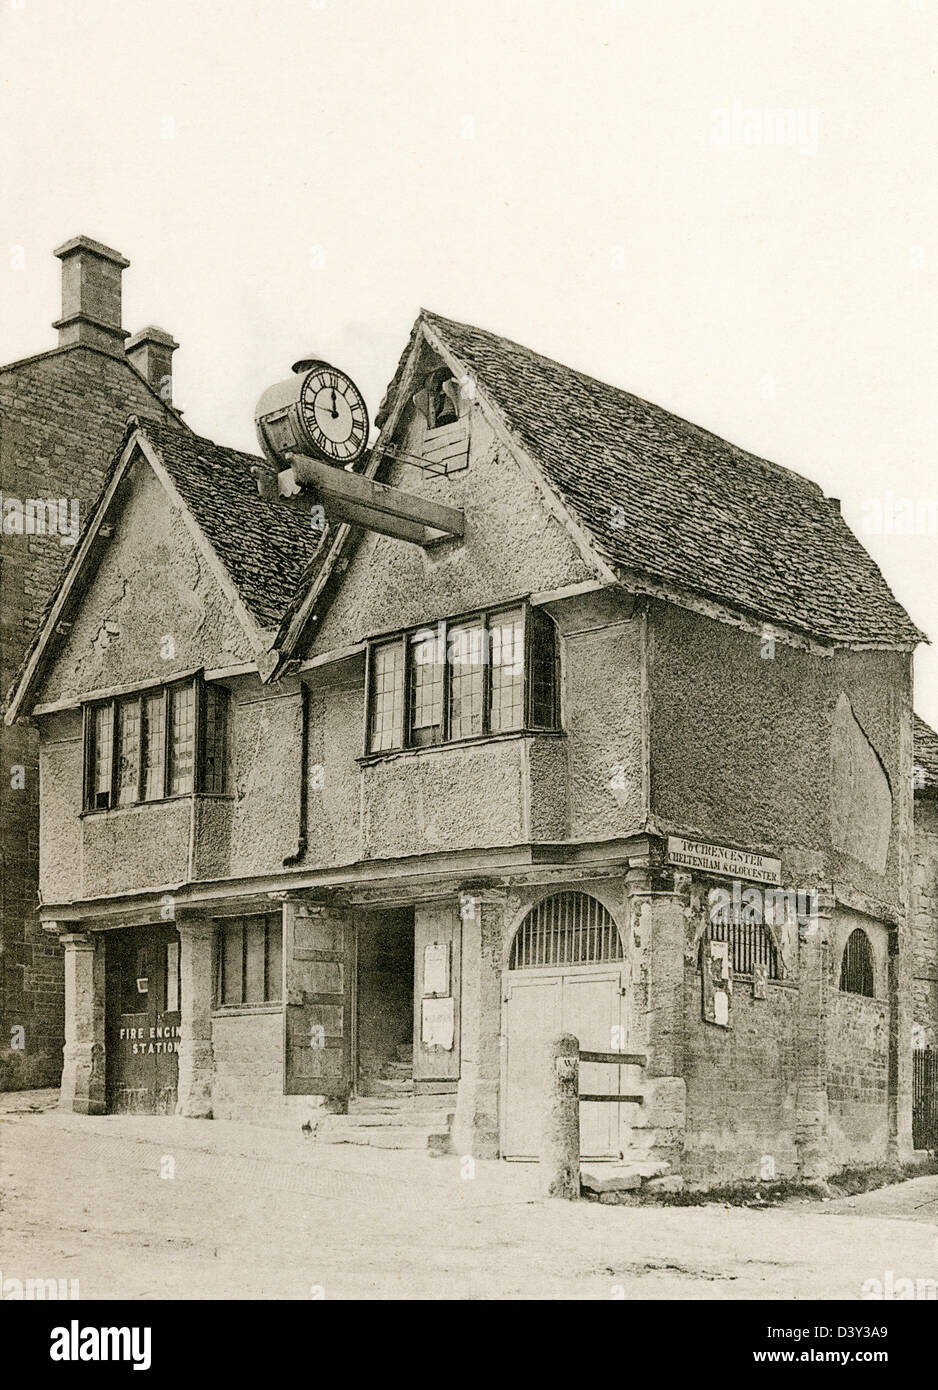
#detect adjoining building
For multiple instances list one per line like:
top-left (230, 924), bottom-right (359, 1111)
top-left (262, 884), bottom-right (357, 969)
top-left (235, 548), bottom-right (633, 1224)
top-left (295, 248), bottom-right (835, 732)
top-left (0, 237), bottom-right (185, 1088)
top-left (6, 307), bottom-right (937, 1185)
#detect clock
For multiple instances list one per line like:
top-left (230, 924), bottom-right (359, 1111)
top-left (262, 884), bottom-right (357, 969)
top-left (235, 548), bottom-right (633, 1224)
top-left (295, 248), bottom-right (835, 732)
top-left (254, 358), bottom-right (370, 471)
top-left (299, 364), bottom-right (369, 463)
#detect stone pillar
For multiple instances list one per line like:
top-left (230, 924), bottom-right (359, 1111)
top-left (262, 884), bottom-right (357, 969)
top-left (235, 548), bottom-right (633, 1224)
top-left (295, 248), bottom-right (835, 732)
top-left (626, 860), bottom-right (689, 1174)
top-left (541, 1034), bottom-right (580, 1199)
top-left (175, 917), bottom-right (215, 1119)
top-left (59, 931), bottom-right (106, 1115)
top-left (795, 890), bottom-right (833, 1181)
top-left (451, 889), bottom-right (506, 1158)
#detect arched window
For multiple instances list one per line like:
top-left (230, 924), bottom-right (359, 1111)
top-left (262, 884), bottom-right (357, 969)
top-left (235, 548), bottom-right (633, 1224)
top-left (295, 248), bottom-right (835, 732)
top-left (839, 928), bottom-right (874, 997)
top-left (509, 892), bottom-right (623, 970)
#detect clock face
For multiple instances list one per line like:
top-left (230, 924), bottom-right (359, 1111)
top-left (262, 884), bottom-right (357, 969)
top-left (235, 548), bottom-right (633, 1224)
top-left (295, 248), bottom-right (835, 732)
top-left (299, 365), bottom-right (369, 463)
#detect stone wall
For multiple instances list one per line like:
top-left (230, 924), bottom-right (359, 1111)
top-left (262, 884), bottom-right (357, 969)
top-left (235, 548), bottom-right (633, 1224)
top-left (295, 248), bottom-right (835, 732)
top-left (211, 1007), bottom-right (323, 1126)
top-left (912, 797), bottom-right (938, 1044)
top-left (0, 344), bottom-right (181, 1089)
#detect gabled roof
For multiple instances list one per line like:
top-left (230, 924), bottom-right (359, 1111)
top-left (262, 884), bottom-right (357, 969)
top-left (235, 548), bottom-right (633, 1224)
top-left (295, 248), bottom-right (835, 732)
top-left (374, 310), bottom-right (923, 649)
top-left (914, 714), bottom-right (938, 796)
top-left (139, 418), bottom-right (324, 630)
top-left (5, 418), bottom-right (324, 722)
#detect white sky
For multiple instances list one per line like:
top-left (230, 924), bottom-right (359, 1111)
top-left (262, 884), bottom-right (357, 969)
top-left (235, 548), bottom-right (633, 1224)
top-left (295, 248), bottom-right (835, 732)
top-left (2, 0), bottom-right (937, 723)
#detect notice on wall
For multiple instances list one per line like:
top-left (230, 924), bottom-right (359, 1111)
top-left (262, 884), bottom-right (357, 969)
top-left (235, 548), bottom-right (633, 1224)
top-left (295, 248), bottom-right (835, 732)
top-left (423, 942), bottom-right (450, 996)
top-left (667, 835), bottom-right (781, 886)
top-left (421, 996), bottom-right (454, 1050)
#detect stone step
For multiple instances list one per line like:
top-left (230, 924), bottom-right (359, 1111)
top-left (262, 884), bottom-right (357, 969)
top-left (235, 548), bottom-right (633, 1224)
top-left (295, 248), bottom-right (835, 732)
top-left (356, 1077), bottom-right (415, 1097)
top-left (349, 1096), bottom-right (450, 1116)
top-left (316, 1109), bottom-right (452, 1129)
top-left (308, 1113), bottom-right (452, 1152)
top-left (580, 1159), bottom-right (674, 1197)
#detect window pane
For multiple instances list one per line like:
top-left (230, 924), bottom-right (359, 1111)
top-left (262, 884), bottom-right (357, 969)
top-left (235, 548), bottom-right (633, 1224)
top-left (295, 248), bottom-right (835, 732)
top-left (92, 704), bottom-right (114, 808)
top-left (408, 629), bottom-right (444, 746)
top-left (528, 608), bottom-right (558, 728)
top-left (221, 922), bottom-right (243, 1005)
top-left (489, 610), bottom-right (524, 732)
top-left (141, 693), bottom-right (166, 801)
top-left (169, 683), bottom-right (196, 795)
top-left (203, 684), bottom-right (229, 794)
top-left (266, 915), bottom-right (283, 1003)
top-left (449, 624), bottom-right (485, 738)
top-left (244, 919), bottom-right (267, 1003)
top-left (116, 698), bottom-right (141, 805)
top-left (369, 641), bottom-right (404, 752)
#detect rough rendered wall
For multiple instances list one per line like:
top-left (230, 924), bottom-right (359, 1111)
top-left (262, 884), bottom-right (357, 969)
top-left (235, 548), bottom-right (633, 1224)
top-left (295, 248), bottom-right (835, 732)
top-left (308, 400), bottom-right (598, 656)
top-left (826, 909), bottom-right (890, 1166)
top-left (648, 600), bottom-right (829, 886)
top-left (228, 681), bottom-right (303, 877)
top-left (912, 797), bottom-right (938, 1043)
top-left (0, 345), bottom-right (182, 1088)
top-left (37, 456), bottom-right (251, 706)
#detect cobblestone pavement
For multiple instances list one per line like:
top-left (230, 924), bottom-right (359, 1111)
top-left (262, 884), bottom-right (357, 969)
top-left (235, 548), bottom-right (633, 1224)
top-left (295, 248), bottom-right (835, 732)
top-left (1, 1093), bottom-right (936, 1300)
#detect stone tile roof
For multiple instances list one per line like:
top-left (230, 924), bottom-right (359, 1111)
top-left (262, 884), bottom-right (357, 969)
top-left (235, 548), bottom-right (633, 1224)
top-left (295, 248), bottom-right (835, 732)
top-left (399, 311), bottom-right (923, 648)
top-left (143, 418), bottom-right (324, 630)
top-left (914, 714), bottom-right (938, 795)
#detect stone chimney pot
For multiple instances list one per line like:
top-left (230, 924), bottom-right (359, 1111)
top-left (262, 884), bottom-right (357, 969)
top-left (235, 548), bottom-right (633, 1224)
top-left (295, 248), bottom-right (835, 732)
top-left (52, 235), bottom-right (130, 355)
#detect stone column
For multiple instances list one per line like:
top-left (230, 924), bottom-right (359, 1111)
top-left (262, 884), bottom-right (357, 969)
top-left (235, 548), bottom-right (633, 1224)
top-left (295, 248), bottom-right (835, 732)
top-left (795, 890), bottom-right (833, 1182)
top-left (626, 859), bottom-right (689, 1175)
top-left (59, 930), bottom-right (106, 1115)
top-left (174, 917), bottom-right (215, 1119)
top-left (451, 889), bottom-right (506, 1159)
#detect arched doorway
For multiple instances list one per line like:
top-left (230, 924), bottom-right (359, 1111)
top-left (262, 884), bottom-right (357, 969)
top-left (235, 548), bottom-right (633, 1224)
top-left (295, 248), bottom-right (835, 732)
top-left (503, 891), bottom-right (628, 1160)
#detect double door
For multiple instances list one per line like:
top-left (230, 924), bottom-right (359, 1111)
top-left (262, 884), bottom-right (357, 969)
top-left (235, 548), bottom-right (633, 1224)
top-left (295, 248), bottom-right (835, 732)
top-left (106, 923), bottom-right (181, 1113)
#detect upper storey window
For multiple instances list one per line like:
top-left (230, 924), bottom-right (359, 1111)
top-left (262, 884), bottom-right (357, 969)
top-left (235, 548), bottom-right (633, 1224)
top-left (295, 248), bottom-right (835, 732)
top-left (84, 677), bottom-right (229, 810)
top-left (366, 603), bottom-right (558, 755)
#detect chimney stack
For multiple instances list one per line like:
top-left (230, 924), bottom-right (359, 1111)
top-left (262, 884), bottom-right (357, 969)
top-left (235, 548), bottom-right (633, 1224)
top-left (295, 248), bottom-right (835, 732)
top-left (126, 326), bottom-right (179, 405)
top-left (52, 235), bottom-right (130, 354)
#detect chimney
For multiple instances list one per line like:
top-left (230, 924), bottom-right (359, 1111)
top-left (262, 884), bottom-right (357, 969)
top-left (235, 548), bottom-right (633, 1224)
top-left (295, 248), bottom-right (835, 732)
top-left (52, 235), bottom-right (130, 354)
top-left (126, 326), bottom-right (179, 405)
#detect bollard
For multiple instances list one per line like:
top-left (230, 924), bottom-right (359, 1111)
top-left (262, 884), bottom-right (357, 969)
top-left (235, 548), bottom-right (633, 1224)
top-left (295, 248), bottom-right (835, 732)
top-left (540, 1032), bottom-right (580, 1199)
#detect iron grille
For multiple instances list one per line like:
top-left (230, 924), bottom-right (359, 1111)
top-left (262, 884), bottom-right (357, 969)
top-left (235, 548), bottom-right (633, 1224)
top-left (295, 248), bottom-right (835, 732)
top-left (839, 927), bottom-right (874, 997)
top-left (708, 918), bottom-right (780, 979)
top-left (509, 892), bottom-right (623, 969)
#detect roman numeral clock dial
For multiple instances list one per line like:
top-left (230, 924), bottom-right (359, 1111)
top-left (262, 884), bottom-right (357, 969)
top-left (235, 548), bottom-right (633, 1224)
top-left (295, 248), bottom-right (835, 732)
top-left (300, 366), bottom-right (369, 464)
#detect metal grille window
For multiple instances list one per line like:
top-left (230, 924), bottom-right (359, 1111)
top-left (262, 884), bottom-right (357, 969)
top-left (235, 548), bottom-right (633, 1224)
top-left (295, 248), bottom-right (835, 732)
top-left (509, 892), bottom-right (623, 969)
top-left (116, 698), bottom-right (141, 805)
top-left (370, 641), bottom-right (405, 751)
top-left (84, 677), bottom-right (229, 809)
top-left (141, 693), bottom-right (166, 802)
top-left (449, 623), bottom-right (485, 738)
top-left (839, 927), bottom-right (874, 997)
top-left (409, 630), bottom-right (444, 746)
top-left (366, 603), bottom-right (557, 753)
top-left (217, 914), bottom-right (283, 1006)
top-left (169, 683), bottom-right (196, 795)
top-left (707, 919), bottom-right (780, 979)
top-left (202, 684), bottom-right (230, 794)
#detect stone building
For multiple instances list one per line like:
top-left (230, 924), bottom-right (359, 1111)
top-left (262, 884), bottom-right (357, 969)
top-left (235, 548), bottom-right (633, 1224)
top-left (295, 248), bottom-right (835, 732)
top-left (0, 237), bottom-right (184, 1088)
top-left (6, 308), bottom-right (938, 1185)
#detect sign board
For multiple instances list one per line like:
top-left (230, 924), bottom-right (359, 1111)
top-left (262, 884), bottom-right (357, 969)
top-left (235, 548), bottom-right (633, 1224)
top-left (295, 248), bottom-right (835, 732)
top-left (423, 942), bottom-right (450, 996)
top-left (421, 997), bottom-right (455, 1050)
top-left (667, 835), bottom-right (781, 886)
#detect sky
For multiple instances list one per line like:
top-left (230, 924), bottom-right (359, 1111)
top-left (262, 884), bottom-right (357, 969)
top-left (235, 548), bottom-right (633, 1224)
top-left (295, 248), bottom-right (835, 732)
top-left (2, 0), bottom-right (937, 722)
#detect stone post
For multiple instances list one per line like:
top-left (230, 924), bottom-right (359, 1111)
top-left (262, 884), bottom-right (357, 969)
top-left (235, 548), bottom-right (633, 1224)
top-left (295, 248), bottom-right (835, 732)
top-left (59, 930), bottom-right (106, 1115)
top-left (175, 917), bottom-right (215, 1119)
top-left (451, 889), bottom-right (505, 1158)
top-left (626, 858), bottom-right (689, 1174)
top-left (541, 1033), bottom-right (581, 1199)
top-left (795, 890), bottom-right (833, 1182)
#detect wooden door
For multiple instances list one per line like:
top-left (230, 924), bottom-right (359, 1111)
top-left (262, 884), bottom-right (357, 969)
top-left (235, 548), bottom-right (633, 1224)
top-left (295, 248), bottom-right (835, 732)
top-left (413, 905), bottom-right (461, 1084)
top-left (106, 923), bottom-right (181, 1114)
top-left (561, 970), bottom-right (623, 1159)
top-left (504, 973), bottom-right (563, 1158)
top-left (283, 902), bottom-right (354, 1099)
